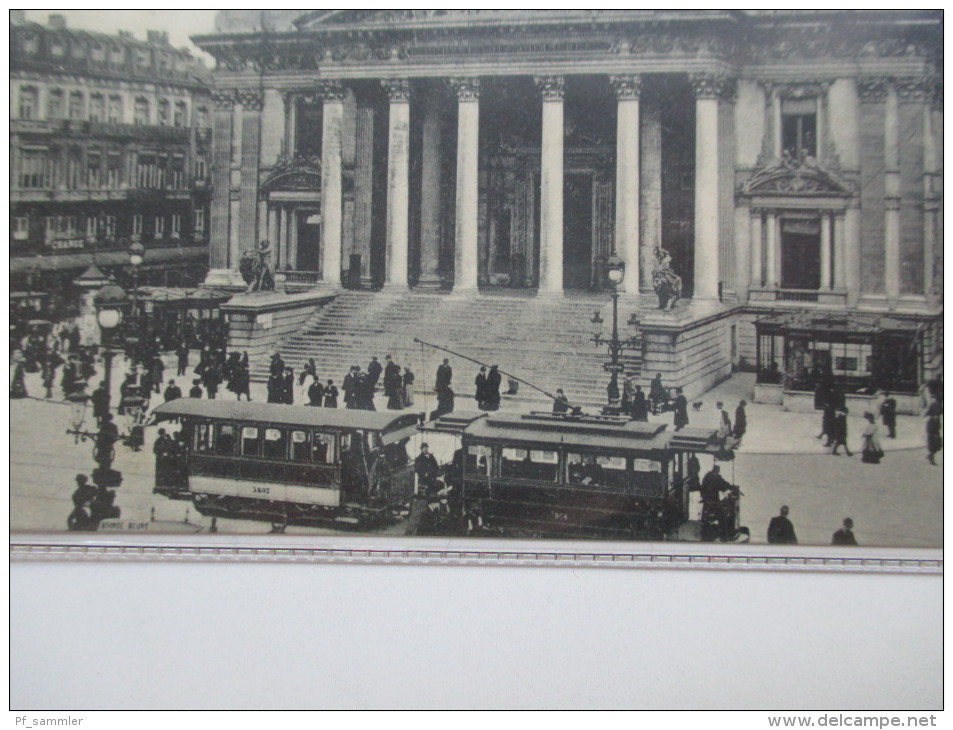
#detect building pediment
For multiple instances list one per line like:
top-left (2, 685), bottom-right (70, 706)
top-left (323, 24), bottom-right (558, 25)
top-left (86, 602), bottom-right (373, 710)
top-left (740, 158), bottom-right (854, 198)
top-left (261, 155), bottom-right (321, 194)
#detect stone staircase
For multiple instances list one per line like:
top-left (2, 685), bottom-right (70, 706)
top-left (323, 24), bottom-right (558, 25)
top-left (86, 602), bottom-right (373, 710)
top-left (250, 289), bottom-right (643, 408)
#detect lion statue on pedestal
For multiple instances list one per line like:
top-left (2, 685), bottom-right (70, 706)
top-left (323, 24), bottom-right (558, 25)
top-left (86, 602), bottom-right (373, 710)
top-left (240, 240), bottom-right (275, 294)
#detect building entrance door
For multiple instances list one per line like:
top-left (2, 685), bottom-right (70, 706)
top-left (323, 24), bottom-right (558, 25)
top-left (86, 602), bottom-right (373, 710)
top-left (296, 211), bottom-right (321, 274)
top-left (780, 217), bottom-right (821, 290)
top-left (563, 174), bottom-right (593, 289)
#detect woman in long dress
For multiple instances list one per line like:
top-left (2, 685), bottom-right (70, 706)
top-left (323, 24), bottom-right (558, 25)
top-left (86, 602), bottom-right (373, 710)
top-left (860, 411), bottom-right (883, 464)
top-left (10, 361), bottom-right (27, 399)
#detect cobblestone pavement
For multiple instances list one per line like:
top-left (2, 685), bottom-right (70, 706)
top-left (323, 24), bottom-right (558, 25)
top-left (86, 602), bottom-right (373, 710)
top-left (9, 351), bottom-right (943, 547)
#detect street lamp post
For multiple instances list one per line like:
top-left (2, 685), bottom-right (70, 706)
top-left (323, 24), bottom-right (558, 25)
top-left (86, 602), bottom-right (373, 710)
top-left (127, 241), bottom-right (145, 360)
top-left (93, 283), bottom-right (130, 414)
top-left (591, 253), bottom-right (641, 416)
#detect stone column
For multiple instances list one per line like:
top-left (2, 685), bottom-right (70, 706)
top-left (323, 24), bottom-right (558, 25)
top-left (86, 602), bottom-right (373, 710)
top-left (451, 78), bottom-right (480, 292)
top-left (764, 210), bottom-right (777, 288)
top-left (259, 88), bottom-right (284, 168)
top-left (283, 92), bottom-right (297, 157)
top-left (535, 75), bottom-right (565, 294)
top-left (320, 81), bottom-right (345, 286)
top-left (236, 89), bottom-right (263, 269)
top-left (418, 84), bottom-right (448, 289)
top-left (639, 89), bottom-right (663, 295)
top-left (610, 75), bottom-right (641, 296)
top-left (281, 206), bottom-right (291, 270)
top-left (820, 212), bottom-right (832, 290)
top-left (833, 214), bottom-right (847, 290)
top-left (209, 91), bottom-right (234, 269)
top-left (691, 74), bottom-right (729, 300)
top-left (267, 206), bottom-right (279, 261)
top-left (353, 104), bottom-right (375, 284)
top-left (922, 84), bottom-right (939, 296)
top-left (883, 84), bottom-right (901, 301)
top-left (383, 79), bottom-right (411, 289)
top-left (749, 211), bottom-right (763, 288)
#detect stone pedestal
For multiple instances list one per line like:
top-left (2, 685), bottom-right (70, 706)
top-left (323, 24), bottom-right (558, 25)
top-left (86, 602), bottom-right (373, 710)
top-left (223, 291), bottom-right (336, 361)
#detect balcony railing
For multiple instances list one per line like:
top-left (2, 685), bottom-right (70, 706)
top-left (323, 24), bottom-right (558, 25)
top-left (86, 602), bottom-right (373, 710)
top-left (776, 289), bottom-right (820, 303)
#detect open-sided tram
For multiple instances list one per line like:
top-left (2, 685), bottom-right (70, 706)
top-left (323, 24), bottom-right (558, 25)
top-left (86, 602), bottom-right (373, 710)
top-left (152, 399), bottom-right (419, 528)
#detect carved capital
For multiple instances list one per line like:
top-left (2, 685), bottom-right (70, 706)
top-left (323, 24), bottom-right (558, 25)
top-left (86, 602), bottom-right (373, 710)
top-left (383, 78), bottom-right (411, 103)
top-left (235, 89), bottom-right (264, 112)
top-left (449, 78), bottom-right (480, 102)
top-left (534, 75), bottom-right (565, 102)
top-left (211, 91), bottom-right (235, 111)
top-left (895, 76), bottom-right (931, 104)
top-left (856, 77), bottom-right (888, 103)
top-left (316, 80), bottom-right (347, 103)
top-left (610, 75), bottom-right (642, 101)
top-left (689, 73), bottom-right (733, 100)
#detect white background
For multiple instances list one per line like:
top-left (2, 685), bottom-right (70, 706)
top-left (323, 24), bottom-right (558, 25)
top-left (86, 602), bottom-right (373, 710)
top-left (11, 559), bottom-right (942, 710)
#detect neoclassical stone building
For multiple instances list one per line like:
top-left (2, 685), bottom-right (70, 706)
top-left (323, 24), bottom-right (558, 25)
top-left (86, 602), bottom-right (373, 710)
top-left (194, 10), bottom-right (942, 398)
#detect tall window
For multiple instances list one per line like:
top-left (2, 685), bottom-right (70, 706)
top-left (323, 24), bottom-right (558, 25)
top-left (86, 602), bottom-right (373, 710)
top-left (157, 99), bottom-right (170, 126)
top-left (104, 215), bottom-right (117, 238)
top-left (170, 156), bottom-right (184, 188)
top-left (50, 39), bottom-right (65, 58)
top-left (19, 87), bottom-right (37, 119)
top-left (22, 34), bottom-right (38, 55)
top-left (780, 216), bottom-right (821, 290)
top-left (781, 98), bottom-right (817, 160)
top-left (171, 214), bottom-right (181, 238)
top-left (89, 94), bottom-right (104, 122)
top-left (137, 154), bottom-right (157, 188)
top-left (91, 42), bottom-right (104, 62)
top-left (12, 217), bottom-right (29, 241)
top-left (67, 147), bottom-right (83, 189)
top-left (154, 215), bottom-right (165, 237)
top-left (20, 150), bottom-right (49, 188)
top-left (86, 216), bottom-right (98, 240)
top-left (69, 91), bottom-right (84, 120)
top-left (195, 156), bottom-right (207, 180)
top-left (136, 49), bottom-right (150, 69)
top-left (195, 107), bottom-right (208, 128)
top-left (109, 45), bottom-right (124, 66)
top-left (107, 95), bottom-right (122, 123)
top-left (132, 214), bottom-right (143, 236)
top-left (174, 101), bottom-right (187, 127)
top-left (106, 152), bottom-right (122, 188)
top-left (47, 89), bottom-right (64, 119)
top-left (194, 209), bottom-right (205, 234)
top-left (87, 153), bottom-right (102, 188)
top-left (133, 97), bottom-right (150, 125)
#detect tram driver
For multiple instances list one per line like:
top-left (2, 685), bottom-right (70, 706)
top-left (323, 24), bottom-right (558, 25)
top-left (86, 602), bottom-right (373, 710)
top-left (700, 464), bottom-right (735, 537)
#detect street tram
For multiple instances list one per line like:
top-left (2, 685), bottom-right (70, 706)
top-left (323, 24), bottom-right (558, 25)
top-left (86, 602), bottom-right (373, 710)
top-left (425, 410), bottom-right (747, 541)
top-left (151, 399), bottom-right (419, 528)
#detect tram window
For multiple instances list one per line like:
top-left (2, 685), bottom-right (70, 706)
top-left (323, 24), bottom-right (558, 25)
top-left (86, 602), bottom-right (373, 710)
top-left (214, 424), bottom-right (237, 455)
top-left (194, 423), bottom-right (212, 452)
top-left (466, 445), bottom-right (492, 476)
top-left (263, 428), bottom-right (287, 459)
top-left (340, 433), bottom-right (352, 452)
top-left (291, 430), bottom-right (311, 462)
top-left (312, 433), bottom-right (335, 464)
top-left (241, 426), bottom-right (260, 456)
top-left (567, 453), bottom-right (625, 489)
top-left (501, 448), bottom-right (558, 482)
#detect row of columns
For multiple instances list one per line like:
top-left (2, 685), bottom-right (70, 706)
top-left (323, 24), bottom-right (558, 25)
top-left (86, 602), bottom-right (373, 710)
top-left (228, 72), bottom-right (732, 296)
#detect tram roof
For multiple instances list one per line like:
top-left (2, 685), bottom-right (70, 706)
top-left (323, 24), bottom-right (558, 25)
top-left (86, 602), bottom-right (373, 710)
top-left (456, 411), bottom-right (724, 455)
top-left (153, 399), bottom-right (420, 434)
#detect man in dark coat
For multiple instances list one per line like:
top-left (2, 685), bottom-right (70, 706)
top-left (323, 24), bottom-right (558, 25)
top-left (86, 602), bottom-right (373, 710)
top-left (552, 389), bottom-right (570, 414)
top-left (734, 400), bottom-right (748, 441)
top-left (91, 383), bottom-right (110, 428)
top-left (673, 387), bottom-right (689, 430)
top-left (176, 341), bottom-right (190, 377)
top-left (270, 352), bottom-right (285, 379)
top-left (474, 366), bottom-right (487, 409)
top-left (308, 378), bottom-right (325, 407)
top-left (163, 379), bottom-right (182, 402)
top-left (831, 407), bottom-right (852, 456)
top-left (649, 373), bottom-right (666, 411)
top-left (880, 391), bottom-right (897, 438)
top-left (484, 365), bottom-right (502, 411)
top-left (367, 356), bottom-right (383, 389)
top-left (414, 443), bottom-right (441, 495)
top-left (767, 505), bottom-right (798, 544)
top-left (95, 413), bottom-right (120, 470)
top-left (343, 366), bottom-right (357, 409)
top-left (323, 380), bottom-right (338, 408)
top-left (832, 518), bottom-right (858, 546)
top-left (282, 367), bottom-right (295, 405)
top-left (630, 385), bottom-right (649, 422)
top-left (435, 358), bottom-right (452, 392)
top-left (189, 379), bottom-right (203, 398)
top-left (383, 355), bottom-right (401, 399)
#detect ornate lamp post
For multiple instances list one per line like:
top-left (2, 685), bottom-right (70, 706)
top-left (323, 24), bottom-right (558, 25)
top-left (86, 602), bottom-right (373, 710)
top-left (93, 283), bottom-right (130, 414)
top-left (66, 389), bottom-right (91, 443)
top-left (591, 253), bottom-right (641, 416)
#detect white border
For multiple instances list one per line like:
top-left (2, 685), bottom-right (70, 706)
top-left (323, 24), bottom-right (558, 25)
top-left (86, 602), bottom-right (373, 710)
top-left (10, 533), bottom-right (942, 574)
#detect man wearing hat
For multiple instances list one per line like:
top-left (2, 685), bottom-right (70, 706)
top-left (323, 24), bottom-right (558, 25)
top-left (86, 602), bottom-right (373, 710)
top-left (415, 443), bottom-right (441, 495)
top-left (189, 379), bottom-right (203, 398)
top-left (832, 518), bottom-right (858, 546)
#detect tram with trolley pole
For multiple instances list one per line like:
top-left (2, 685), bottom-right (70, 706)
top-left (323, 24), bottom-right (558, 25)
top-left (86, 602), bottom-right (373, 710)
top-left (422, 410), bottom-right (748, 542)
top-left (151, 399), bottom-right (420, 529)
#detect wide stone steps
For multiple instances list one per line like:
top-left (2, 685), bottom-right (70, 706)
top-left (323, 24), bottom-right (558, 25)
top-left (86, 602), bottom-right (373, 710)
top-left (252, 290), bottom-right (642, 407)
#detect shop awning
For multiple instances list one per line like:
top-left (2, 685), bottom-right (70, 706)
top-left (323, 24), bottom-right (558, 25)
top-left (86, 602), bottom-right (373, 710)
top-left (10, 246), bottom-right (208, 275)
